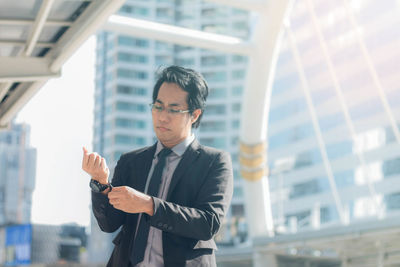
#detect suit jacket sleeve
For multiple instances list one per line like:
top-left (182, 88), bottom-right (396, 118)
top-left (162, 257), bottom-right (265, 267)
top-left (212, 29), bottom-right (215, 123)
top-left (91, 154), bottom-right (128, 233)
top-left (149, 150), bottom-right (233, 241)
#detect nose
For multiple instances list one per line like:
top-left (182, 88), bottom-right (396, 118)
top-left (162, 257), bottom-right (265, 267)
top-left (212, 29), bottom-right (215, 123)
top-left (158, 108), bottom-right (170, 122)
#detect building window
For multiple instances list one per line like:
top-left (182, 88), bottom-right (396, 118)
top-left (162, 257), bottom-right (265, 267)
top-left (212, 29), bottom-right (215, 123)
top-left (200, 121), bottom-right (226, 132)
top-left (209, 87), bottom-right (227, 99)
top-left (115, 135), bottom-right (145, 145)
top-left (234, 187), bottom-right (243, 198)
top-left (231, 204), bottom-right (245, 217)
top-left (155, 55), bottom-right (173, 65)
top-left (293, 149), bottom-right (322, 169)
top-left (117, 36), bottom-right (149, 48)
top-left (232, 69), bottom-right (245, 80)
top-left (289, 178), bottom-right (328, 199)
top-left (202, 71), bottom-right (227, 82)
top-left (119, 5), bottom-right (149, 16)
top-left (320, 205), bottom-right (339, 224)
top-left (232, 86), bottom-right (243, 96)
top-left (232, 55), bottom-right (247, 63)
top-left (205, 104), bottom-right (226, 115)
top-left (117, 52), bottom-right (148, 63)
top-left (326, 140), bottom-right (353, 160)
top-left (116, 102), bottom-right (146, 112)
top-left (201, 55), bottom-right (226, 66)
top-left (199, 137), bottom-right (226, 149)
top-left (117, 69), bottom-right (148, 80)
top-left (156, 7), bottom-right (172, 18)
top-left (385, 192), bottom-right (400, 211)
top-left (175, 57), bottom-right (195, 66)
top-left (232, 103), bottom-right (241, 113)
top-left (232, 120), bottom-right (240, 129)
top-left (117, 85), bottom-right (146, 96)
top-left (383, 157), bottom-right (400, 177)
top-left (115, 118), bottom-right (146, 129)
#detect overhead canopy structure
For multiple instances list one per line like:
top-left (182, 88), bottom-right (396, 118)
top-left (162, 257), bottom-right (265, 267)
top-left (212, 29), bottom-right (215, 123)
top-left (0, 0), bottom-right (125, 128)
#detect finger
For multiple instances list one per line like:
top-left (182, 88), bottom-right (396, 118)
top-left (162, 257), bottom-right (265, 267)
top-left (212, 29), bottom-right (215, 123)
top-left (82, 147), bottom-right (89, 167)
top-left (108, 196), bottom-right (118, 204)
top-left (107, 191), bottom-right (117, 199)
top-left (94, 154), bottom-right (101, 167)
top-left (100, 157), bottom-right (107, 169)
top-left (88, 152), bottom-right (97, 166)
top-left (111, 186), bottom-right (122, 192)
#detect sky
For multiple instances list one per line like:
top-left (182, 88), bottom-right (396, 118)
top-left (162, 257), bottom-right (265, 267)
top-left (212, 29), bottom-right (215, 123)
top-left (16, 36), bottom-right (96, 226)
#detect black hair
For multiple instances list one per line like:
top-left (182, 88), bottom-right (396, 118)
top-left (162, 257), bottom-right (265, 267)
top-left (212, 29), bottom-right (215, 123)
top-left (152, 65), bottom-right (209, 128)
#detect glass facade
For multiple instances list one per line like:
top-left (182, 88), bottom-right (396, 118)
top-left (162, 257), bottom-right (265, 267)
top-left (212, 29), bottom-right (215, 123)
top-left (267, 0), bottom-right (400, 233)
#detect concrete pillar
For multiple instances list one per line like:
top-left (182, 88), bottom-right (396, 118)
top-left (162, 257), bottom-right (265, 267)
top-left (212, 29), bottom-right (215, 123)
top-left (239, 0), bottom-right (291, 240)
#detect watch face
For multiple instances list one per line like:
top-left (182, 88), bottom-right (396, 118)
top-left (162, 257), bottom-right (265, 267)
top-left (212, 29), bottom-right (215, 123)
top-left (89, 180), bottom-right (100, 192)
top-left (90, 179), bottom-right (106, 193)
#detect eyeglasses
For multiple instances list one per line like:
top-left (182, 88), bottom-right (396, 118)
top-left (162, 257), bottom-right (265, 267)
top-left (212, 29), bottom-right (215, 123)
top-left (149, 103), bottom-right (191, 115)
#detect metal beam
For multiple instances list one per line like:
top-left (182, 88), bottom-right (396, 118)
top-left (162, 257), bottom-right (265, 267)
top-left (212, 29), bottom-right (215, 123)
top-left (102, 15), bottom-right (252, 56)
top-left (0, 82), bottom-right (45, 128)
top-left (0, 0), bottom-right (126, 127)
top-left (0, 82), bottom-right (11, 102)
top-left (24, 0), bottom-right (55, 56)
top-left (0, 57), bottom-right (60, 83)
top-left (0, 19), bottom-right (72, 26)
top-left (49, 0), bottom-right (126, 72)
top-left (0, 40), bottom-right (54, 48)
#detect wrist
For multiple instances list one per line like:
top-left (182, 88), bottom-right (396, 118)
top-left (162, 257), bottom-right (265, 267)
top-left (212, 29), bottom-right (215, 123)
top-left (93, 177), bottom-right (108, 185)
top-left (146, 196), bottom-right (155, 216)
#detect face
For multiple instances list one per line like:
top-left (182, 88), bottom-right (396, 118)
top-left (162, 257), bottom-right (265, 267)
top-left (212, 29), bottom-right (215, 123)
top-left (152, 82), bottom-right (201, 148)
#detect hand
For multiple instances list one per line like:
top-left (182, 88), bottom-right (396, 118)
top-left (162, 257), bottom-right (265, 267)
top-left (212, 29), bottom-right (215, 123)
top-left (108, 186), bottom-right (154, 216)
top-left (82, 146), bottom-right (110, 184)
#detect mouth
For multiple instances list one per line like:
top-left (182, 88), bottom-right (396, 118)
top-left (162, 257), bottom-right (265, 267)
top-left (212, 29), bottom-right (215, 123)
top-left (157, 126), bottom-right (170, 132)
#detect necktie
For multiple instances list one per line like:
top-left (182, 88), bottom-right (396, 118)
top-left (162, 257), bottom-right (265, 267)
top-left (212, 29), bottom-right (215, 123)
top-left (131, 148), bottom-right (172, 265)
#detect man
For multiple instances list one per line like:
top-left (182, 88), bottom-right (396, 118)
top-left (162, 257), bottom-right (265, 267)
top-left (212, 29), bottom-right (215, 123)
top-left (82, 65), bottom-right (233, 267)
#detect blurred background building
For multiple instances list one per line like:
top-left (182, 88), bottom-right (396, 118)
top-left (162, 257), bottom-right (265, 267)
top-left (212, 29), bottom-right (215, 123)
top-left (0, 122), bottom-right (36, 225)
top-left (0, 223), bottom-right (87, 266)
top-left (90, 0), bottom-right (250, 261)
top-left (267, 0), bottom-right (400, 235)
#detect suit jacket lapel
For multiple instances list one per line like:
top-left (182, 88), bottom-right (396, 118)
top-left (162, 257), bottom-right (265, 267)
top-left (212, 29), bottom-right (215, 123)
top-left (167, 139), bottom-right (200, 200)
top-left (135, 143), bottom-right (157, 192)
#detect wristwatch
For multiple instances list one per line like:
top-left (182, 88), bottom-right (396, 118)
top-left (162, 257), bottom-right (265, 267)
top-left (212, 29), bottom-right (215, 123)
top-left (89, 179), bottom-right (112, 193)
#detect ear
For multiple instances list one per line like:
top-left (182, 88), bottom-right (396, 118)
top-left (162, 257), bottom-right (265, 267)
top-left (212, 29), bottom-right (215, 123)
top-left (191, 109), bottom-right (202, 124)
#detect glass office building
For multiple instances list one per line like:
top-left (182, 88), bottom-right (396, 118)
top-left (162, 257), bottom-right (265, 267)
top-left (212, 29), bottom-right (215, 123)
top-left (0, 122), bottom-right (36, 225)
top-left (90, 0), bottom-right (249, 262)
top-left (267, 0), bottom-right (400, 233)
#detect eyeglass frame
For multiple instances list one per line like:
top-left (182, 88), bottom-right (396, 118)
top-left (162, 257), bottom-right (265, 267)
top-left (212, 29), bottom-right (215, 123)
top-left (149, 103), bottom-right (191, 115)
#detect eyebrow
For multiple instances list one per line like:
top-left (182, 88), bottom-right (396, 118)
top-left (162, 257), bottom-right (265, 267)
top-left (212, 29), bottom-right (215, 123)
top-left (155, 99), bottom-right (182, 107)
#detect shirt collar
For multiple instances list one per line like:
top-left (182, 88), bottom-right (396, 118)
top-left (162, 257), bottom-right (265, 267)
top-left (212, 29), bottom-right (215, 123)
top-left (155, 134), bottom-right (195, 157)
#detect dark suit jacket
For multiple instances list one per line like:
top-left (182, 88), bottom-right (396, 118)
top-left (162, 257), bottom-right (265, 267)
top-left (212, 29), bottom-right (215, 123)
top-left (91, 139), bottom-right (233, 267)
